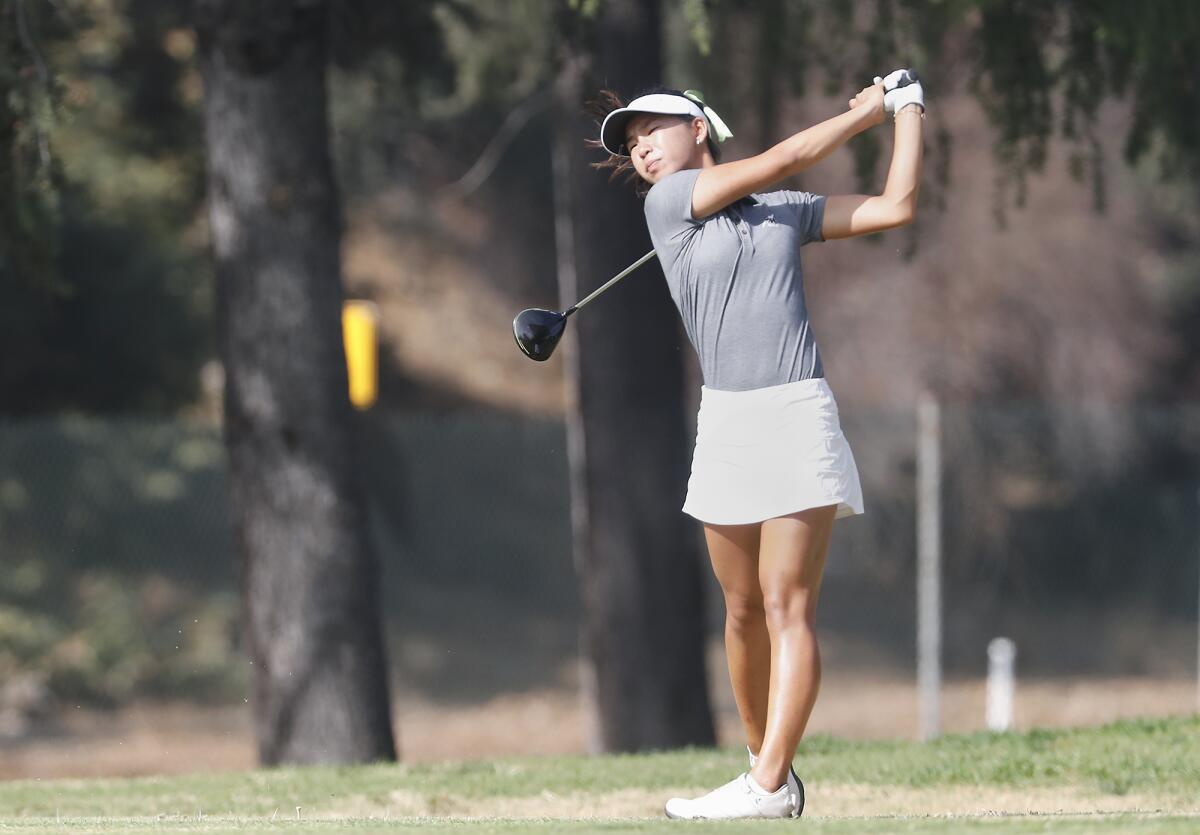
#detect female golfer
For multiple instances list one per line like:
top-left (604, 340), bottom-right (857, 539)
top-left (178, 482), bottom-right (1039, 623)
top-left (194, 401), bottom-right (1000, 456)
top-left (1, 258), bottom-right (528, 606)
top-left (592, 71), bottom-right (924, 820)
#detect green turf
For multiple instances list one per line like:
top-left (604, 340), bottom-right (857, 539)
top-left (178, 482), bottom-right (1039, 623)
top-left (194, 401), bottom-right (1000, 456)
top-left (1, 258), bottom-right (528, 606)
top-left (2, 814), bottom-right (1199, 834)
top-left (0, 714), bottom-right (1196, 833)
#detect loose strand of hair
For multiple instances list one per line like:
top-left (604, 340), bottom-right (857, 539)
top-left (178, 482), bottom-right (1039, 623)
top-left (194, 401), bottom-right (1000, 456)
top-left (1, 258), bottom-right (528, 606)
top-left (582, 87), bottom-right (652, 196)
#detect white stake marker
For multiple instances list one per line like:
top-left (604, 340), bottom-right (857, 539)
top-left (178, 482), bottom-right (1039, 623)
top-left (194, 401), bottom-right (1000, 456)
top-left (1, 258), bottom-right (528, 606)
top-left (987, 637), bottom-right (1017, 732)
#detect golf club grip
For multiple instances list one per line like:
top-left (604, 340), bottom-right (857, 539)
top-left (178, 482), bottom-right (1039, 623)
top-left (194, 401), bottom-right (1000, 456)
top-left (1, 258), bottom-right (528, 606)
top-left (887, 69), bottom-right (919, 92)
top-left (571, 249), bottom-right (659, 312)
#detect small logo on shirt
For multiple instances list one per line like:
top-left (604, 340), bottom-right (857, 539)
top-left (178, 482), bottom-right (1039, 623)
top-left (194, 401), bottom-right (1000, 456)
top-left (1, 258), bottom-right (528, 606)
top-left (764, 213), bottom-right (777, 226)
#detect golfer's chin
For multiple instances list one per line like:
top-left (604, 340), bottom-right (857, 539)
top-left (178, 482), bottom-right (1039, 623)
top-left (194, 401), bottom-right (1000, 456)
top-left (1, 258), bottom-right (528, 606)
top-left (640, 161), bottom-right (675, 185)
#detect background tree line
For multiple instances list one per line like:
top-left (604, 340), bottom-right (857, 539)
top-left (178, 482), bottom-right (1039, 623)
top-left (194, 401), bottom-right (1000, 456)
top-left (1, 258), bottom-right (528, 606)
top-left (1, 0), bottom-right (1197, 765)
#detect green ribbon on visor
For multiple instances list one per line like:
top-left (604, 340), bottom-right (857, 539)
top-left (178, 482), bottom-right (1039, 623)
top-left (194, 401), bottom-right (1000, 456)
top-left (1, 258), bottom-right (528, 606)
top-left (682, 89), bottom-right (734, 144)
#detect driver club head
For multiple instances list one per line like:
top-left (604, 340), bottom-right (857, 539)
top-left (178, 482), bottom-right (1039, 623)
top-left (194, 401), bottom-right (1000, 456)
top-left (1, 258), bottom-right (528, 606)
top-left (513, 307), bottom-right (569, 362)
top-left (512, 249), bottom-right (658, 363)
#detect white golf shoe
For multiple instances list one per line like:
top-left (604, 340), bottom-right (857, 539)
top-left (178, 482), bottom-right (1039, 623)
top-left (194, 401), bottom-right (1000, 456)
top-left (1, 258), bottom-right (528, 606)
top-left (663, 771), bottom-right (801, 820)
top-left (749, 747), bottom-right (806, 817)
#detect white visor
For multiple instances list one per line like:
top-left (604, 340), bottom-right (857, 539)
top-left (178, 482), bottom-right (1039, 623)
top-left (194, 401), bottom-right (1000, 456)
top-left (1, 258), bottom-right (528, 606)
top-left (600, 93), bottom-right (707, 157)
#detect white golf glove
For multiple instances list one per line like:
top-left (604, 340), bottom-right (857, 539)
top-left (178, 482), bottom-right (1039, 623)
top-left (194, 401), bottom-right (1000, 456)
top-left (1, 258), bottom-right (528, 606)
top-left (873, 68), bottom-right (924, 117)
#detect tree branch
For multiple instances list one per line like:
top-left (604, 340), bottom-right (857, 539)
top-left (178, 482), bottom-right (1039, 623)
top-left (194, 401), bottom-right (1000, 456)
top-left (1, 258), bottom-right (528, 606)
top-left (439, 90), bottom-right (549, 198)
top-left (13, 0), bottom-right (51, 169)
top-left (14, 0), bottom-right (48, 84)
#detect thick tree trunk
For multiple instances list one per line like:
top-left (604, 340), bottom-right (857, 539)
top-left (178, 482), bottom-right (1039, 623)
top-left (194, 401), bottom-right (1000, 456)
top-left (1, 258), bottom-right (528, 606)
top-left (195, 0), bottom-right (396, 765)
top-left (553, 0), bottom-right (716, 752)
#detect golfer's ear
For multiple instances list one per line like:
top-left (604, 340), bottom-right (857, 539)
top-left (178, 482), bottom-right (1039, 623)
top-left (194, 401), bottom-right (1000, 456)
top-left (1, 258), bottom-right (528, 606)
top-left (820, 193), bottom-right (912, 240)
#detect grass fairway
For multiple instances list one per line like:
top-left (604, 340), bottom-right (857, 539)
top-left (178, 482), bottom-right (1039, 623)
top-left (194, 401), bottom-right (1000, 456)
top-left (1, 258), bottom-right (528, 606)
top-left (0, 715), bottom-right (1196, 833)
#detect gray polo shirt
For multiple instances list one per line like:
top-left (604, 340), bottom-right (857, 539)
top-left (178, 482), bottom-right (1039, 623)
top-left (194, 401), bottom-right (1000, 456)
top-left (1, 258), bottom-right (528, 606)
top-left (644, 166), bottom-right (827, 391)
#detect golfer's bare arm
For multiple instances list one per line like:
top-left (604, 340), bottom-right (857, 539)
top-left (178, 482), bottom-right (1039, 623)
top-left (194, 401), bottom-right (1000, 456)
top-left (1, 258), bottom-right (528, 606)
top-left (821, 107), bottom-right (924, 239)
top-left (690, 105), bottom-right (880, 219)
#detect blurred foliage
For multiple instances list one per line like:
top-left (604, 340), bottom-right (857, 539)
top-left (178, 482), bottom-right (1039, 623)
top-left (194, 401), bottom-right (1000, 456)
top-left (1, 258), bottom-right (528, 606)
top-left (684, 0), bottom-right (1200, 224)
top-left (0, 417), bottom-right (231, 583)
top-left (327, 0), bottom-right (553, 198)
top-left (0, 0), bottom-right (560, 413)
top-left (2, 0), bottom-right (1199, 413)
top-left (0, 0), bottom-right (211, 414)
top-left (0, 0), bottom-right (61, 290)
top-left (0, 407), bottom-right (1195, 717)
top-left (1134, 149), bottom-right (1200, 397)
top-left (0, 416), bottom-right (243, 714)
top-left (0, 411), bottom-right (589, 714)
top-left (677, 0), bottom-right (712, 56)
top-left (0, 575), bottom-right (244, 709)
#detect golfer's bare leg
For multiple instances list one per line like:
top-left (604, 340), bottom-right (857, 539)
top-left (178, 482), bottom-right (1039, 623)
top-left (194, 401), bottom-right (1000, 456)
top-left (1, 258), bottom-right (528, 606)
top-left (703, 521), bottom-right (771, 756)
top-left (749, 504), bottom-right (836, 792)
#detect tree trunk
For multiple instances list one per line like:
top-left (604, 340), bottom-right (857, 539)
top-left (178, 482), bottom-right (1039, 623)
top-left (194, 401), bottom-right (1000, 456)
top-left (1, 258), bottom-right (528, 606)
top-left (195, 0), bottom-right (396, 765)
top-left (552, 0), bottom-right (716, 752)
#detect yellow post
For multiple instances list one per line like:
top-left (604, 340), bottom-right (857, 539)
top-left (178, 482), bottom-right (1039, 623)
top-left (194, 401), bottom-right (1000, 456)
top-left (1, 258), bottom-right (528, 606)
top-left (342, 300), bottom-right (379, 410)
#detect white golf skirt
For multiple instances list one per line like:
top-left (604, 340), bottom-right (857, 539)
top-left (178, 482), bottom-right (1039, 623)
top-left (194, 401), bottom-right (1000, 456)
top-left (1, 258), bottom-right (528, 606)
top-left (682, 377), bottom-right (865, 525)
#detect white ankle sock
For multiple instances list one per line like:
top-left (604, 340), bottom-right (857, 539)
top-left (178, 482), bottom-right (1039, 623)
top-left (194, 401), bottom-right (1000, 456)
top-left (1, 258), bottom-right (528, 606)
top-left (746, 773), bottom-right (782, 796)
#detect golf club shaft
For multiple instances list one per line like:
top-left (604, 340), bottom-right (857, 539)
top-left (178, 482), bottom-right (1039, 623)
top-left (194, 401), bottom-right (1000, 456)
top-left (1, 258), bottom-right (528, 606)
top-left (565, 249), bottom-right (658, 316)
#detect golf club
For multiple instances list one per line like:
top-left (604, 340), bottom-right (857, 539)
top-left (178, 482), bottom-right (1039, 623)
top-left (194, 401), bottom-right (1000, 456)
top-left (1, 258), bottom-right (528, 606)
top-left (513, 249), bottom-right (658, 361)
top-left (876, 68), bottom-right (920, 91)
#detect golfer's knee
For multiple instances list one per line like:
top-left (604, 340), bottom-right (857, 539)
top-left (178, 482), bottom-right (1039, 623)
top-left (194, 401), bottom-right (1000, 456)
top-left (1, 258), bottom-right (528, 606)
top-left (723, 590), bottom-right (765, 633)
top-left (762, 587), bottom-right (815, 632)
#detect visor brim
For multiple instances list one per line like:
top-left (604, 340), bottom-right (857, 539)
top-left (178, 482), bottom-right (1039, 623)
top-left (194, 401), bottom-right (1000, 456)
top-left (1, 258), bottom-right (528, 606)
top-left (599, 95), bottom-right (705, 156)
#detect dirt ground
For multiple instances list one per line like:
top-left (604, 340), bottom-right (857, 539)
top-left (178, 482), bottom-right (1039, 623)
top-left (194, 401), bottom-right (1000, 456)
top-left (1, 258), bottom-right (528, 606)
top-left (2, 657), bottom-right (1196, 780)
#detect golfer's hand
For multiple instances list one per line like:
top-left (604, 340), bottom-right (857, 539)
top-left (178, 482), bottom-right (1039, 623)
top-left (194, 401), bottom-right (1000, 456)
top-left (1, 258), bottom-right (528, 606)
top-left (848, 82), bottom-right (886, 126)
top-left (873, 68), bottom-right (925, 117)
